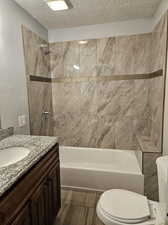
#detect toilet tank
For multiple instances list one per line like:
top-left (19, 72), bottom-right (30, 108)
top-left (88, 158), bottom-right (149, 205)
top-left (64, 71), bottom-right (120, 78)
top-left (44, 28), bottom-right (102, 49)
top-left (156, 156), bottom-right (168, 206)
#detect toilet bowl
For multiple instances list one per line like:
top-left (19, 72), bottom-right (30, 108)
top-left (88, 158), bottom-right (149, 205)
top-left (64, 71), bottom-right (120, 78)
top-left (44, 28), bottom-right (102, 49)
top-left (97, 155), bottom-right (168, 225)
top-left (97, 189), bottom-right (159, 225)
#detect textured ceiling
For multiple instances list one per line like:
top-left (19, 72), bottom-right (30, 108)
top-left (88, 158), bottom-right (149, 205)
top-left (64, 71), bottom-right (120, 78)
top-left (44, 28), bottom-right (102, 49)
top-left (14, 0), bottom-right (162, 29)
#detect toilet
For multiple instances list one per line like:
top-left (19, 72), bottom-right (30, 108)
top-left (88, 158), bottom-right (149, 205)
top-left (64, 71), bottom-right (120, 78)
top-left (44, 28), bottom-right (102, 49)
top-left (97, 156), bottom-right (168, 225)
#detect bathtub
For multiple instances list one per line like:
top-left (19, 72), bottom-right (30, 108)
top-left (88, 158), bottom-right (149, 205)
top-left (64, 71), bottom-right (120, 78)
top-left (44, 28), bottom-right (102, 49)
top-left (60, 146), bottom-right (144, 194)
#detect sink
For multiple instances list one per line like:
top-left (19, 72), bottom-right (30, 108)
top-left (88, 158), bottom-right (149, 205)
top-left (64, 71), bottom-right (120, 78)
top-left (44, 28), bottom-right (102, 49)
top-left (0, 147), bottom-right (30, 168)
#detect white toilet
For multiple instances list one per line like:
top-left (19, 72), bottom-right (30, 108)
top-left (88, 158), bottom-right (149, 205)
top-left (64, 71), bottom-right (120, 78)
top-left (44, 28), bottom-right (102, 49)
top-left (97, 155), bottom-right (168, 225)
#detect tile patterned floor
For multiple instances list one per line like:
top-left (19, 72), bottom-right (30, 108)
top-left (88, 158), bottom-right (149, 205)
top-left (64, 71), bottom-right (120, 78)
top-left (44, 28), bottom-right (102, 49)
top-left (55, 189), bottom-right (104, 225)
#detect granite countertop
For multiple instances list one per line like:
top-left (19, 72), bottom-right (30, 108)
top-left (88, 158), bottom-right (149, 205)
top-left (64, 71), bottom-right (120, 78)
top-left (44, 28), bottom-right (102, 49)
top-left (0, 135), bottom-right (58, 198)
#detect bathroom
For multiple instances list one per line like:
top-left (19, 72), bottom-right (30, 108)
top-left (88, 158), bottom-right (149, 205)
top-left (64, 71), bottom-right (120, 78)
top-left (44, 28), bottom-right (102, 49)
top-left (1, 0), bottom-right (168, 224)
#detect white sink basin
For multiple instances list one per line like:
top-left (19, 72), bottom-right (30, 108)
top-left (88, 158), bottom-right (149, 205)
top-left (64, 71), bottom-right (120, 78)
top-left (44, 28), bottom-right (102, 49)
top-left (0, 147), bottom-right (30, 168)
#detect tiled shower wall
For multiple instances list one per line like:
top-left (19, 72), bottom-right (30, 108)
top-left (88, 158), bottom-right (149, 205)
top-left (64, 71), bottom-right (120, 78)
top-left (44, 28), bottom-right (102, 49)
top-left (50, 34), bottom-right (152, 150)
top-left (142, 14), bottom-right (167, 200)
top-left (52, 78), bottom-right (150, 149)
top-left (50, 14), bottom-right (167, 151)
top-left (22, 13), bottom-right (167, 152)
top-left (22, 26), bottom-right (53, 136)
top-left (149, 14), bottom-right (167, 151)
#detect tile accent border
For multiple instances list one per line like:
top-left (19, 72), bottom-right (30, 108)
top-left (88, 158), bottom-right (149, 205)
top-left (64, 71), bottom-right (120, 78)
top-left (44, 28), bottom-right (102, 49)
top-left (30, 75), bottom-right (52, 83)
top-left (29, 70), bottom-right (163, 83)
top-left (52, 69), bottom-right (163, 83)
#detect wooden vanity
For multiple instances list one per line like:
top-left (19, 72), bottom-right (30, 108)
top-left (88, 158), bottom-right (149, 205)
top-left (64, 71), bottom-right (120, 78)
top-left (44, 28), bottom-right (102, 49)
top-left (0, 143), bottom-right (61, 225)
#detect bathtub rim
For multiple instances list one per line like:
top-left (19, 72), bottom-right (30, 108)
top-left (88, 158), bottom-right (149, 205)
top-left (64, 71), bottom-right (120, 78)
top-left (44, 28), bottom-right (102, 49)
top-left (60, 145), bottom-right (143, 175)
top-left (61, 164), bottom-right (143, 175)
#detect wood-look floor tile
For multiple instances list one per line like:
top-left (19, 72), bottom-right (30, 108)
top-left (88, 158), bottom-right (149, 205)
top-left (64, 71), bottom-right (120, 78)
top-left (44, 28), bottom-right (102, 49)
top-left (70, 190), bottom-right (86, 206)
top-left (61, 189), bottom-right (73, 204)
top-left (95, 192), bottom-right (102, 204)
top-left (61, 189), bottom-right (99, 207)
top-left (57, 189), bottom-right (105, 225)
top-left (55, 203), bottom-right (71, 225)
top-left (86, 207), bottom-right (95, 225)
top-left (56, 204), bottom-right (88, 225)
top-left (93, 212), bottom-right (105, 225)
top-left (85, 192), bottom-right (97, 208)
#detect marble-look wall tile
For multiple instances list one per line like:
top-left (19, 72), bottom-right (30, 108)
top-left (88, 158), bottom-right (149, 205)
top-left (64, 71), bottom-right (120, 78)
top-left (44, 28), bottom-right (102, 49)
top-left (49, 33), bottom-right (151, 78)
top-left (50, 42), bottom-right (64, 77)
top-left (52, 81), bottom-right (98, 147)
top-left (63, 41), bottom-right (80, 77)
top-left (50, 32), bottom-right (158, 149)
top-left (115, 116), bottom-right (134, 149)
top-left (133, 79), bottom-right (151, 137)
top-left (143, 153), bottom-right (161, 201)
top-left (50, 40), bottom-right (97, 77)
top-left (149, 14), bottom-right (167, 152)
top-left (97, 38), bottom-right (116, 76)
top-left (151, 15), bottom-right (167, 71)
top-left (52, 79), bottom-right (150, 149)
top-left (115, 34), bottom-right (152, 74)
top-left (22, 27), bottom-right (53, 137)
top-left (29, 81), bottom-right (53, 136)
top-left (22, 26), bottom-right (50, 77)
top-left (80, 40), bottom-right (97, 76)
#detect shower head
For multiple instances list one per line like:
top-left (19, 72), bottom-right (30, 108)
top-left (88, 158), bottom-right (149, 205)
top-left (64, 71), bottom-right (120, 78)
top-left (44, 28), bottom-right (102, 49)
top-left (39, 44), bottom-right (48, 48)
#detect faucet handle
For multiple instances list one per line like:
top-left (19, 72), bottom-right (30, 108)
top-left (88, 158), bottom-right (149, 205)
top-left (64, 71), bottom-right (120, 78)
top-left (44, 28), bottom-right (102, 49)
top-left (42, 112), bottom-right (50, 119)
top-left (42, 112), bottom-right (50, 115)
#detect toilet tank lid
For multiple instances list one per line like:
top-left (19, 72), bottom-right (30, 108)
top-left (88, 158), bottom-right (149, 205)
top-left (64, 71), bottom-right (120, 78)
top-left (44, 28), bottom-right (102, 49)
top-left (156, 156), bottom-right (168, 166)
top-left (99, 189), bottom-right (150, 221)
top-left (156, 156), bottom-right (168, 183)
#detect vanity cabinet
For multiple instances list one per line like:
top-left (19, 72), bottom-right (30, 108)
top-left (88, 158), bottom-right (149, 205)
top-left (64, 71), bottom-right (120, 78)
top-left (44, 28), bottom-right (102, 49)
top-left (0, 144), bottom-right (61, 225)
top-left (11, 205), bottom-right (31, 225)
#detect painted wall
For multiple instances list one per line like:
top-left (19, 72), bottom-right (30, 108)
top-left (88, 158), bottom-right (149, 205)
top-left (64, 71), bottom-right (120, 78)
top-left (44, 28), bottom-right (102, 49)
top-left (48, 0), bottom-right (168, 43)
top-left (0, 0), bottom-right (48, 134)
top-left (48, 19), bottom-right (154, 43)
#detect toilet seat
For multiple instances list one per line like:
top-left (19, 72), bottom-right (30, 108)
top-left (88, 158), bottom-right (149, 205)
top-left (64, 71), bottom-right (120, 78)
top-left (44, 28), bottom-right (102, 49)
top-left (97, 189), bottom-right (157, 225)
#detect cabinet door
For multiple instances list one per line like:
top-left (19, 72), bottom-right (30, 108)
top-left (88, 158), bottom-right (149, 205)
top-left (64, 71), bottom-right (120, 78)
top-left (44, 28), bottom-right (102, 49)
top-left (30, 162), bottom-right (61, 225)
top-left (56, 163), bottom-right (61, 212)
top-left (11, 204), bottom-right (31, 225)
top-left (30, 183), bottom-right (46, 225)
top-left (46, 163), bottom-right (61, 225)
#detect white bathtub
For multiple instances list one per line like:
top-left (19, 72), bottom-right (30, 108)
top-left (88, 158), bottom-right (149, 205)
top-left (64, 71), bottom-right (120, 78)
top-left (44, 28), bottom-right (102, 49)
top-left (60, 146), bottom-right (144, 194)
